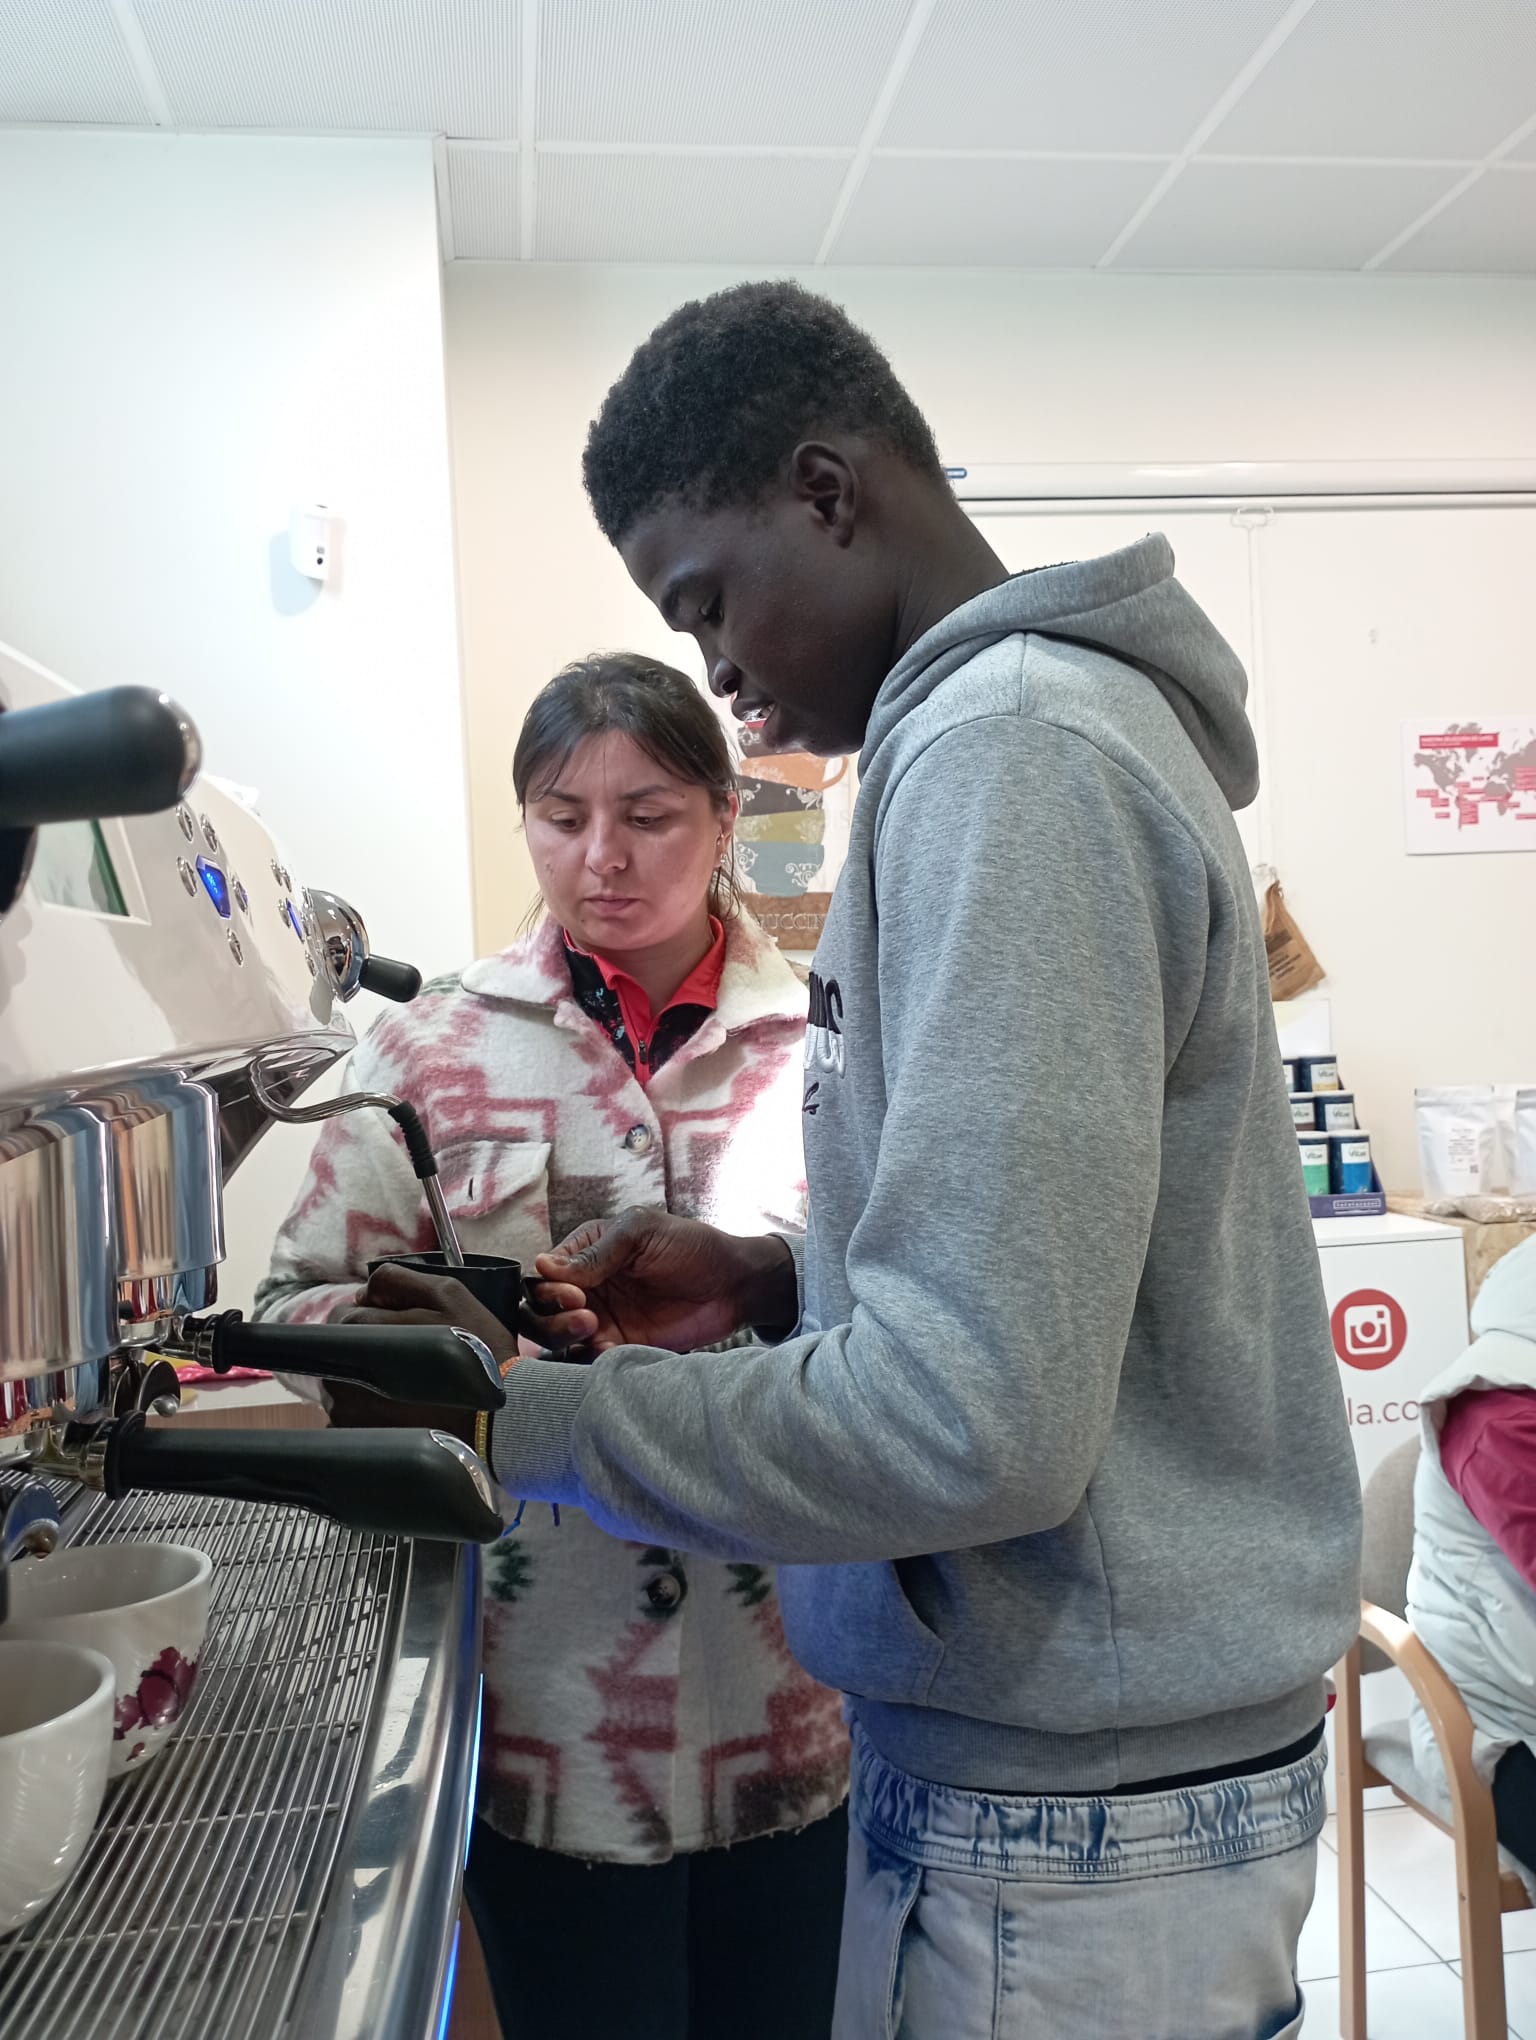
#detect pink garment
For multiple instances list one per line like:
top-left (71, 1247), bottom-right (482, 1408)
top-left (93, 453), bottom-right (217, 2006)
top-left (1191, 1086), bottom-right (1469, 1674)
top-left (170, 1365), bottom-right (271, 1385)
top-left (1440, 1385), bottom-right (1536, 1595)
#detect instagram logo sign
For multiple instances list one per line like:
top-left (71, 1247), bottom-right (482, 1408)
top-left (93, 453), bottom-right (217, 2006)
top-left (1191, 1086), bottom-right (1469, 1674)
top-left (1330, 1289), bottom-right (1408, 1371)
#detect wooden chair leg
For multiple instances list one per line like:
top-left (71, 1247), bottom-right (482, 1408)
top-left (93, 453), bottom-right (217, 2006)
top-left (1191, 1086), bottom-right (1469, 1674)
top-left (1334, 1644), bottom-right (1368, 2040)
top-left (1452, 1790), bottom-right (1509, 2040)
top-left (1357, 1602), bottom-right (1514, 2040)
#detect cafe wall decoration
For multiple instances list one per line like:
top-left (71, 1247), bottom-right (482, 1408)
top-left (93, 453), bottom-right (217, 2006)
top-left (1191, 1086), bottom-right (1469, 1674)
top-left (734, 751), bottom-right (855, 956)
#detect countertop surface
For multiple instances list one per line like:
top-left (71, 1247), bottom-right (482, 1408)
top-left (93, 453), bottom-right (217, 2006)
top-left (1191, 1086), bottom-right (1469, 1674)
top-left (1313, 1212), bottom-right (1462, 1250)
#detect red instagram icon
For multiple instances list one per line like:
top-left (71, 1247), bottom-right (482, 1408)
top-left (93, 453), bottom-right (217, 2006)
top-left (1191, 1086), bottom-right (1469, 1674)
top-left (1330, 1289), bottom-right (1407, 1371)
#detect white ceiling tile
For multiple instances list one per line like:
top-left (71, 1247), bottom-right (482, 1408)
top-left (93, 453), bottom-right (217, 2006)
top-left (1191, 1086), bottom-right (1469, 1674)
top-left (1208, 0), bottom-right (1536, 161)
top-left (882, 0), bottom-right (1301, 153)
top-left (135, 0), bottom-right (519, 133)
top-left (534, 152), bottom-right (844, 262)
top-left (1116, 161), bottom-right (1462, 270)
top-left (1381, 167), bottom-right (1536, 272)
top-left (0, 0), bottom-right (152, 125)
top-left (835, 156), bottom-right (1163, 265)
top-left (538, 0), bottom-right (911, 147)
top-left (447, 143), bottom-right (520, 259)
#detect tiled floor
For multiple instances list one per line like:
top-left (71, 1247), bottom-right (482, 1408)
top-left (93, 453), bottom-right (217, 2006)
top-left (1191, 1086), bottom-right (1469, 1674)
top-left (1300, 1804), bottom-right (1535, 2035)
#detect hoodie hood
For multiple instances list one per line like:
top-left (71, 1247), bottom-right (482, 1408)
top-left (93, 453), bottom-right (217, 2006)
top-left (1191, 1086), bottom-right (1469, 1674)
top-left (862, 534), bottom-right (1260, 811)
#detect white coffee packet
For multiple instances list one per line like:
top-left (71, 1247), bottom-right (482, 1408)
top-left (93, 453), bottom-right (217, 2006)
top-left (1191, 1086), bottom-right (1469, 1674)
top-left (1416, 1086), bottom-right (1503, 1201)
top-left (1514, 1087), bottom-right (1536, 1198)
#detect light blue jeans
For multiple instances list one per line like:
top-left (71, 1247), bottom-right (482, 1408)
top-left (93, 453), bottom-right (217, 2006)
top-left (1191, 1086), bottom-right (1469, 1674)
top-left (834, 1720), bottom-right (1325, 2040)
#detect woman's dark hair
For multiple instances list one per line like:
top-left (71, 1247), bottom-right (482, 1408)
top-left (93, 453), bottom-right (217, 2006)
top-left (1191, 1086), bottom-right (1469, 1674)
top-left (514, 652), bottom-right (740, 917)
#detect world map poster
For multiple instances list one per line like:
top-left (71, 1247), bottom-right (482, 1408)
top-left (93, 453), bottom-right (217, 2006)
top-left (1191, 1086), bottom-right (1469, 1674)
top-left (1403, 719), bottom-right (1536, 855)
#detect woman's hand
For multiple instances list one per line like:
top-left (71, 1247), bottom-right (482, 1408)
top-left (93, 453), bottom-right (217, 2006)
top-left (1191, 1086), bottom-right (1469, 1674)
top-left (535, 1209), bottom-right (798, 1353)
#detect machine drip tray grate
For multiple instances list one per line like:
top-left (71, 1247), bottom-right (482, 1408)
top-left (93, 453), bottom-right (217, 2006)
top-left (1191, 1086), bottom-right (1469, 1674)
top-left (0, 1488), bottom-right (400, 2040)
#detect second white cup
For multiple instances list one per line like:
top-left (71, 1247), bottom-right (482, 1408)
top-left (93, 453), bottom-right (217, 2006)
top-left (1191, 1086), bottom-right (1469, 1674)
top-left (0, 1639), bottom-right (115, 1936)
top-left (5, 1541), bottom-right (213, 1778)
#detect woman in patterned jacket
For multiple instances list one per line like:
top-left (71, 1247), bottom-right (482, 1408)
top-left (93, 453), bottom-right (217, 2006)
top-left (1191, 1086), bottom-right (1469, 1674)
top-left (256, 655), bottom-right (849, 2040)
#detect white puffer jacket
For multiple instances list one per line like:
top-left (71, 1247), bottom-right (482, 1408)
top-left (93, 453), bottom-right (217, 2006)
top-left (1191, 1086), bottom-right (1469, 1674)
top-left (1407, 1239), bottom-right (1536, 1871)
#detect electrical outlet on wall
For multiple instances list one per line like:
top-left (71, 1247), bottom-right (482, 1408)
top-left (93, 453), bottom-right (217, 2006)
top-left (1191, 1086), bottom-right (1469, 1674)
top-left (287, 505), bottom-right (339, 583)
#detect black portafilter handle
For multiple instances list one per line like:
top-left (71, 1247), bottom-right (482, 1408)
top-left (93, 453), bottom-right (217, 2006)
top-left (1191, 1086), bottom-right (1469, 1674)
top-left (358, 955), bottom-right (422, 1002)
top-left (194, 1314), bottom-right (506, 1412)
top-left (103, 1415), bottom-right (503, 1544)
top-left (0, 686), bottom-right (201, 828)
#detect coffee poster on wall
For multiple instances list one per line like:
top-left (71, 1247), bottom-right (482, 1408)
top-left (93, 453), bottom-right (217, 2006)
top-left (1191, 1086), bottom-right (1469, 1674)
top-left (735, 751), bottom-right (855, 955)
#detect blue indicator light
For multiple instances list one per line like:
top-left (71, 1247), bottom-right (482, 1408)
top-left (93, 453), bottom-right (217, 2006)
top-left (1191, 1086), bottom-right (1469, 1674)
top-left (195, 857), bottom-right (232, 919)
top-left (286, 899), bottom-right (305, 941)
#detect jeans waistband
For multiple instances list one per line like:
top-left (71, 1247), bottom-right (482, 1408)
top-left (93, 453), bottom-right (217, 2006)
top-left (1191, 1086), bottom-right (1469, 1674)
top-left (848, 1719), bottom-right (1327, 1884)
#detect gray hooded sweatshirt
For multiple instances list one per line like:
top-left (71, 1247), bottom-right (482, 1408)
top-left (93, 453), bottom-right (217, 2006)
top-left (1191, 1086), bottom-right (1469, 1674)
top-left (501, 533), bottom-right (1363, 1792)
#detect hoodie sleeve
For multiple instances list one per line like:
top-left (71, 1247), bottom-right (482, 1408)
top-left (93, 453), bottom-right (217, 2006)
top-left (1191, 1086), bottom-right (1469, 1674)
top-left (492, 717), bottom-right (1210, 1563)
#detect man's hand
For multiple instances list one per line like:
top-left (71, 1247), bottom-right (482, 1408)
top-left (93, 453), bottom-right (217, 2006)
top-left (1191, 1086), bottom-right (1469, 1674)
top-left (534, 1209), bottom-right (798, 1353)
top-left (333, 1261), bottom-right (517, 1357)
top-left (321, 1261), bottom-right (595, 1439)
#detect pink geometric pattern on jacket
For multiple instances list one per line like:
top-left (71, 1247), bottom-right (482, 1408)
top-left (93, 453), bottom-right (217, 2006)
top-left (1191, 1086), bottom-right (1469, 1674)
top-left (257, 908), bottom-right (848, 1861)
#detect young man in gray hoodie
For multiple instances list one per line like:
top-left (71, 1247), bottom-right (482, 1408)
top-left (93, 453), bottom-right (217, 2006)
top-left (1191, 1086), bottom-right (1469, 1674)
top-left (374, 283), bottom-right (1362, 2035)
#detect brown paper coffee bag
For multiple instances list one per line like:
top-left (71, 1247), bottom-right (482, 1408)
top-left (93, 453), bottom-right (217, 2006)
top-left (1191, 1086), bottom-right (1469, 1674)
top-left (1262, 880), bottom-right (1325, 1001)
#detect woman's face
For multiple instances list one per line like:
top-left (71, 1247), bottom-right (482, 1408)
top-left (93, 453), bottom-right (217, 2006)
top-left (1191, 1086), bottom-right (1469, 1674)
top-left (524, 730), bottom-right (735, 957)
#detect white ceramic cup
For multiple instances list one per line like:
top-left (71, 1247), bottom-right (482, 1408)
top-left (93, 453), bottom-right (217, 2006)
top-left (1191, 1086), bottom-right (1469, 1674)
top-left (5, 1542), bottom-right (213, 1778)
top-left (0, 1639), bottom-right (115, 1935)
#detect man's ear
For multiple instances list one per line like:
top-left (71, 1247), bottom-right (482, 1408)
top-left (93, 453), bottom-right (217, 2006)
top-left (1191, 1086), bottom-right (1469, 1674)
top-left (788, 442), bottom-right (858, 548)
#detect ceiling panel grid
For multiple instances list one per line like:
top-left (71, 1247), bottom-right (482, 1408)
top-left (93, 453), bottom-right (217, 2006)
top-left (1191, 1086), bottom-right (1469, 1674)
top-left (1117, 160), bottom-right (1466, 270)
top-left (0, 0), bottom-right (1532, 274)
top-left (535, 150), bottom-right (849, 263)
top-left (1207, 0), bottom-right (1536, 161)
top-left (537, 0), bottom-right (913, 148)
top-left (880, 0), bottom-right (1306, 154)
top-left (136, 0), bottom-right (520, 133)
top-left (1380, 163), bottom-right (1536, 272)
top-left (446, 142), bottom-right (522, 259)
top-left (837, 155), bottom-right (1167, 266)
top-left (0, 0), bottom-right (153, 126)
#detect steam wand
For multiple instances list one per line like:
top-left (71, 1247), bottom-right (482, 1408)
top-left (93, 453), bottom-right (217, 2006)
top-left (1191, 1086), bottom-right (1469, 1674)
top-left (249, 1055), bottom-right (465, 1267)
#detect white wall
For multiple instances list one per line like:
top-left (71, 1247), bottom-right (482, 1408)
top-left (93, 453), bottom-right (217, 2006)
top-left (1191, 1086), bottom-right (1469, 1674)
top-left (445, 263), bottom-right (1536, 1192)
top-left (0, 131), bottom-right (471, 1309)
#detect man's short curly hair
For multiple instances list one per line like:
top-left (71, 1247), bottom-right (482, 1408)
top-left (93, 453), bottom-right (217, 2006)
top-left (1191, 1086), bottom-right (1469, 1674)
top-left (582, 281), bottom-right (944, 545)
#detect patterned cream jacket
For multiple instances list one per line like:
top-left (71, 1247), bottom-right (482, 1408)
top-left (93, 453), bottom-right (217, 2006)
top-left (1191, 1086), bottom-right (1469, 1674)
top-left (256, 909), bottom-right (849, 1862)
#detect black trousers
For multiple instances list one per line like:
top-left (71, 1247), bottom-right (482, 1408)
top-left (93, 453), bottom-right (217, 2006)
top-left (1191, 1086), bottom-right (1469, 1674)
top-left (1494, 1741), bottom-right (1536, 1880)
top-left (462, 1805), bottom-right (848, 2040)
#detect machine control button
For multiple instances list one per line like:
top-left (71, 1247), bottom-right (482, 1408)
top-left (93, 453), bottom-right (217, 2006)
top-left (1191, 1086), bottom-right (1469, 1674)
top-left (177, 857), bottom-right (197, 896)
top-left (232, 875), bottom-right (249, 914)
top-left (196, 857), bottom-right (232, 919)
top-left (200, 814), bottom-right (219, 853)
top-left (622, 1124), bottom-right (652, 1154)
top-left (645, 1572), bottom-right (684, 1612)
top-left (176, 804), bottom-right (196, 841)
top-left (227, 929), bottom-right (244, 966)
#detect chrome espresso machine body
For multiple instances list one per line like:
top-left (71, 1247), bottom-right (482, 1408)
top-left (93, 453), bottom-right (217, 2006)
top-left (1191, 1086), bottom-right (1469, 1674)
top-left (0, 639), bottom-right (506, 1566)
top-left (0, 641), bottom-right (499, 2038)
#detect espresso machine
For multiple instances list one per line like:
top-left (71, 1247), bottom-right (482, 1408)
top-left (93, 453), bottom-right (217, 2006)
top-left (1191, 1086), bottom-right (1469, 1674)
top-left (0, 641), bottom-right (499, 2038)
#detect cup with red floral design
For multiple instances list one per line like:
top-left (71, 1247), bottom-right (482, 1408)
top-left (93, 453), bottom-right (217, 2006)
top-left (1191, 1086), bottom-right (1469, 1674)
top-left (3, 1542), bottom-right (212, 1779)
